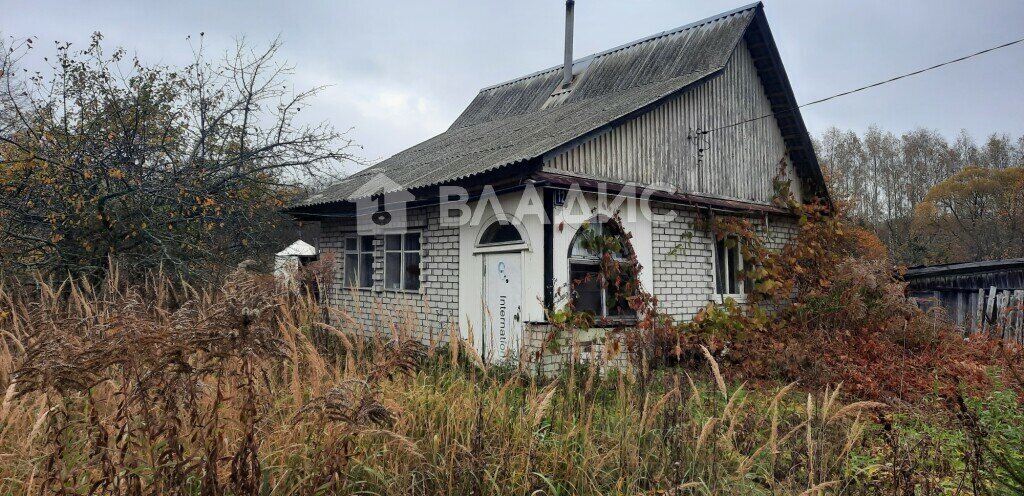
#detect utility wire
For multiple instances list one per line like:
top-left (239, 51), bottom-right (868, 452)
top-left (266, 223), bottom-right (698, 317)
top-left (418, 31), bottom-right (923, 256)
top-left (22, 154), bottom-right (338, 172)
top-left (697, 36), bottom-right (1024, 135)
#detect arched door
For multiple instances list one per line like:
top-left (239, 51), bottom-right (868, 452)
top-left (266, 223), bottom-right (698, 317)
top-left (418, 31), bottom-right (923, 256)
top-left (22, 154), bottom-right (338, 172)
top-left (475, 219), bottom-right (527, 361)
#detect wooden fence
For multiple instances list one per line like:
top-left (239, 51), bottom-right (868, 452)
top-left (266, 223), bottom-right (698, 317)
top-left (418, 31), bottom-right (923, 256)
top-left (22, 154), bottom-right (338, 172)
top-left (913, 287), bottom-right (1024, 344)
top-left (971, 287), bottom-right (1024, 343)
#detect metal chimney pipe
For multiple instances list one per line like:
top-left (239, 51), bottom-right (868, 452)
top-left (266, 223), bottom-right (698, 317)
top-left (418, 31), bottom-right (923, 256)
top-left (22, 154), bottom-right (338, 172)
top-left (562, 0), bottom-right (575, 87)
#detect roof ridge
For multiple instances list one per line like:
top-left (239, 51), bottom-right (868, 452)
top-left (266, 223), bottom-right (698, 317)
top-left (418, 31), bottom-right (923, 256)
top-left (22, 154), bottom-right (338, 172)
top-left (477, 2), bottom-right (762, 93)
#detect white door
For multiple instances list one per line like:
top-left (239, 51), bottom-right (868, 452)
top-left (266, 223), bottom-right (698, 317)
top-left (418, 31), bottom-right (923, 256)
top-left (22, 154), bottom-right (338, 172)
top-left (482, 253), bottom-right (523, 362)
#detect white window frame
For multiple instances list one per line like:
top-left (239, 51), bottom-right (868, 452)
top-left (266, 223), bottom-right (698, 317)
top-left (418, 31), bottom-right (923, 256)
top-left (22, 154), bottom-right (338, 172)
top-left (567, 217), bottom-right (636, 322)
top-left (475, 219), bottom-right (527, 249)
top-left (383, 232), bottom-right (422, 292)
top-left (344, 235), bottom-right (375, 290)
top-left (473, 215), bottom-right (531, 255)
top-left (713, 235), bottom-right (748, 301)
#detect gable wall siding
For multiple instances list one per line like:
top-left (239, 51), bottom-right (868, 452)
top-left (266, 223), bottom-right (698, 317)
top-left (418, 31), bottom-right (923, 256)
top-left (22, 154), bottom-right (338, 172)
top-left (543, 39), bottom-right (797, 205)
top-left (317, 205), bottom-right (460, 342)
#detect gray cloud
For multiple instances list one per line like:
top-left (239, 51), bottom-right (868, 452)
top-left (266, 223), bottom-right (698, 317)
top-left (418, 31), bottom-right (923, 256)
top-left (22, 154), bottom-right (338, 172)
top-left (4, 0), bottom-right (1023, 170)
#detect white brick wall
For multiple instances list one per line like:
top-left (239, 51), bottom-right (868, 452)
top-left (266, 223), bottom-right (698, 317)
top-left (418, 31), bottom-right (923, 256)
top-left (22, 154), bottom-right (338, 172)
top-left (318, 205), bottom-right (460, 342)
top-left (650, 203), bottom-right (799, 321)
top-left (651, 207), bottom-right (714, 319)
top-left (317, 201), bottom-right (799, 374)
top-left (524, 203), bottom-right (801, 375)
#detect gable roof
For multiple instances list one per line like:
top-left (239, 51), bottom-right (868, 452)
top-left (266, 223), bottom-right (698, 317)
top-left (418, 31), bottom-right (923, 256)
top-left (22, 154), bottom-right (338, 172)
top-left (295, 2), bottom-right (823, 209)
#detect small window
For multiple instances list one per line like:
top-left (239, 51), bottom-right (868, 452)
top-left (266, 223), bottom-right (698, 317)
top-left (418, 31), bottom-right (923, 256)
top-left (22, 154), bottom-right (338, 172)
top-left (715, 236), bottom-right (747, 295)
top-left (478, 221), bottom-right (524, 246)
top-left (384, 233), bottom-right (421, 291)
top-left (344, 235), bottom-right (375, 289)
top-left (567, 218), bottom-right (635, 320)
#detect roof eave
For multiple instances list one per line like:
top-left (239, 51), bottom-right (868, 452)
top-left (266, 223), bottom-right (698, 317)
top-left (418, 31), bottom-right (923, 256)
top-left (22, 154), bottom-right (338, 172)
top-left (743, 5), bottom-right (831, 204)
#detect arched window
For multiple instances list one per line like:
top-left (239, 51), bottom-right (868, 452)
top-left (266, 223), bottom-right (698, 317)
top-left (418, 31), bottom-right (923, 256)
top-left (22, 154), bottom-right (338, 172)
top-left (478, 220), bottom-right (525, 247)
top-left (567, 217), bottom-right (636, 320)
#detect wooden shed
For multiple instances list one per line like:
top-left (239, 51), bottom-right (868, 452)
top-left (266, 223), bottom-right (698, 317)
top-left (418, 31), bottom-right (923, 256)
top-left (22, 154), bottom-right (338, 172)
top-left (905, 258), bottom-right (1024, 341)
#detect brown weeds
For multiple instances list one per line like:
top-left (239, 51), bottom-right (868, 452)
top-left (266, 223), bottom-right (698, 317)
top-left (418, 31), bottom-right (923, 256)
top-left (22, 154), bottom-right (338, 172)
top-left (0, 267), bottom-right (918, 495)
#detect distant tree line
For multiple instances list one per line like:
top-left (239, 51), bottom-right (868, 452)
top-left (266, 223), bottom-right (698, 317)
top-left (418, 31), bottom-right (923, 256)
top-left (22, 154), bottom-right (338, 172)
top-left (815, 127), bottom-right (1024, 265)
top-left (0, 33), bottom-right (355, 281)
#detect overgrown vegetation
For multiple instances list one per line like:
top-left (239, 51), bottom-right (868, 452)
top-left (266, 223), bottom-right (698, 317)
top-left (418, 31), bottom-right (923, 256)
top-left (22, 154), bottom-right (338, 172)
top-left (677, 196), bottom-right (1021, 403)
top-left (1, 33), bottom-right (1021, 493)
top-left (2, 266), bottom-right (1021, 495)
top-left (0, 34), bottom-right (353, 281)
top-left (547, 178), bottom-right (1022, 404)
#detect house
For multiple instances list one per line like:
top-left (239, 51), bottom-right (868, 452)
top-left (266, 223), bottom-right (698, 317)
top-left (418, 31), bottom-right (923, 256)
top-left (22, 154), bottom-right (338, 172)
top-left (905, 258), bottom-right (1024, 342)
top-left (286, 2), bottom-right (828, 368)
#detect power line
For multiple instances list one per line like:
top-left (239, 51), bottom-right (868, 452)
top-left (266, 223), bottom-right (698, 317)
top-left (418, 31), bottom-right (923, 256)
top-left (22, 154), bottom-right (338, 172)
top-left (697, 35), bottom-right (1024, 135)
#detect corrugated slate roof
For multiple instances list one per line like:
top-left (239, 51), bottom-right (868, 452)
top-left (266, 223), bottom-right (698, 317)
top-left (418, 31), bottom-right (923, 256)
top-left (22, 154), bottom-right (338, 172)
top-left (451, 2), bottom-right (757, 129)
top-left (296, 3), bottom-right (765, 208)
top-left (905, 258), bottom-right (1024, 279)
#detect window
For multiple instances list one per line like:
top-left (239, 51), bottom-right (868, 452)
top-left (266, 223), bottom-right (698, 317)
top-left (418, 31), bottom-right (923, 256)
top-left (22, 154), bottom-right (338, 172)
top-left (384, 233), bottom-right (421, 291)
top-left (478, 220), bottom-right (524, 246)
top-left (568, 218), bottom-right (635, 320)
top-left (715, 236), bottom-right (748, 295)
top-left (344, 235), bottom-right (375, 289)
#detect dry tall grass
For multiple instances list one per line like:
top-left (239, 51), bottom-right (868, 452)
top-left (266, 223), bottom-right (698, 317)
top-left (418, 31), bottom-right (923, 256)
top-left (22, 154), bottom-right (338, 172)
top-left (0, 266), bottom-right (887, 495)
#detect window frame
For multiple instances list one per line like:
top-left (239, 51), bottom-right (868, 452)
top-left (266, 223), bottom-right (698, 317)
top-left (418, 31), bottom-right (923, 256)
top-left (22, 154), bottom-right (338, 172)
top-left (343, 235), bottom-right (375, 290)
top-left (383, 232), bottom-right (422, 292)
top-left (566, 217), bottom-right (637, 323)
top-left (714, 235), bottom-right (748, 298)
top-left (476, 220), bottom-right (526, 248)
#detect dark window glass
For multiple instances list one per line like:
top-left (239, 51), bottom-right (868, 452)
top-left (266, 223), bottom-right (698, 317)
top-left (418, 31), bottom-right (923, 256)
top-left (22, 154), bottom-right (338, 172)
top-left (479, 221), bottom-right (523, 245)
top-left (570, 263), bottom-right (602, 315)
top-left (344, 253), bottom-right (358, 286)
top-left (567, 217), bottom-right (636, 321)
top-left (600, 222), bottom-right (629, 260)
top-left (382, 233), bottom-right (421, 291)
top-left (359, 253), bottom-right (374, 288)
top-left (385, 234), bottom-right (402, 251)
top-left (404, 253), bottom-right (421, 290)
top-left (404, 233), bottom-right (421, 250)
top-left (715, 239), bottom-right (728, 294)
top-left (606, 282), bottom-right (632, 317)
top-left (385, 252), bottom-right (402, 289)
top-left (715, 237), bottom-right (743, 295)
top-left (345, 236), bottom-right (375, 289)
top-left (728, 243), bottom-right (740, 294)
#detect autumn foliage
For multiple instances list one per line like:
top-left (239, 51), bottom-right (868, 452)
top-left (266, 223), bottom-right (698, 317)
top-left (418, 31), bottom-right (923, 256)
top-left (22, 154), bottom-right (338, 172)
top-left (0, 34), bottom-right (354, 280)
top-left (912, 166), bottom-right (1024, 264)
top-left (624, 192), bottom-right (1021, 404)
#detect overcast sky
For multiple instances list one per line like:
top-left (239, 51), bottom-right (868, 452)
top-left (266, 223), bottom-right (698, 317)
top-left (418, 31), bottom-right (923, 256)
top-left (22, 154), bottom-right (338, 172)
top-left (3, 0), bottom-right (1023, 170)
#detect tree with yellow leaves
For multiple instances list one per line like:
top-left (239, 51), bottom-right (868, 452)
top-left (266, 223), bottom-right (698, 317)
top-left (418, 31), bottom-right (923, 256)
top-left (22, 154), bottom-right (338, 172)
top-left (912, 166), bottom-right (1024, 263)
